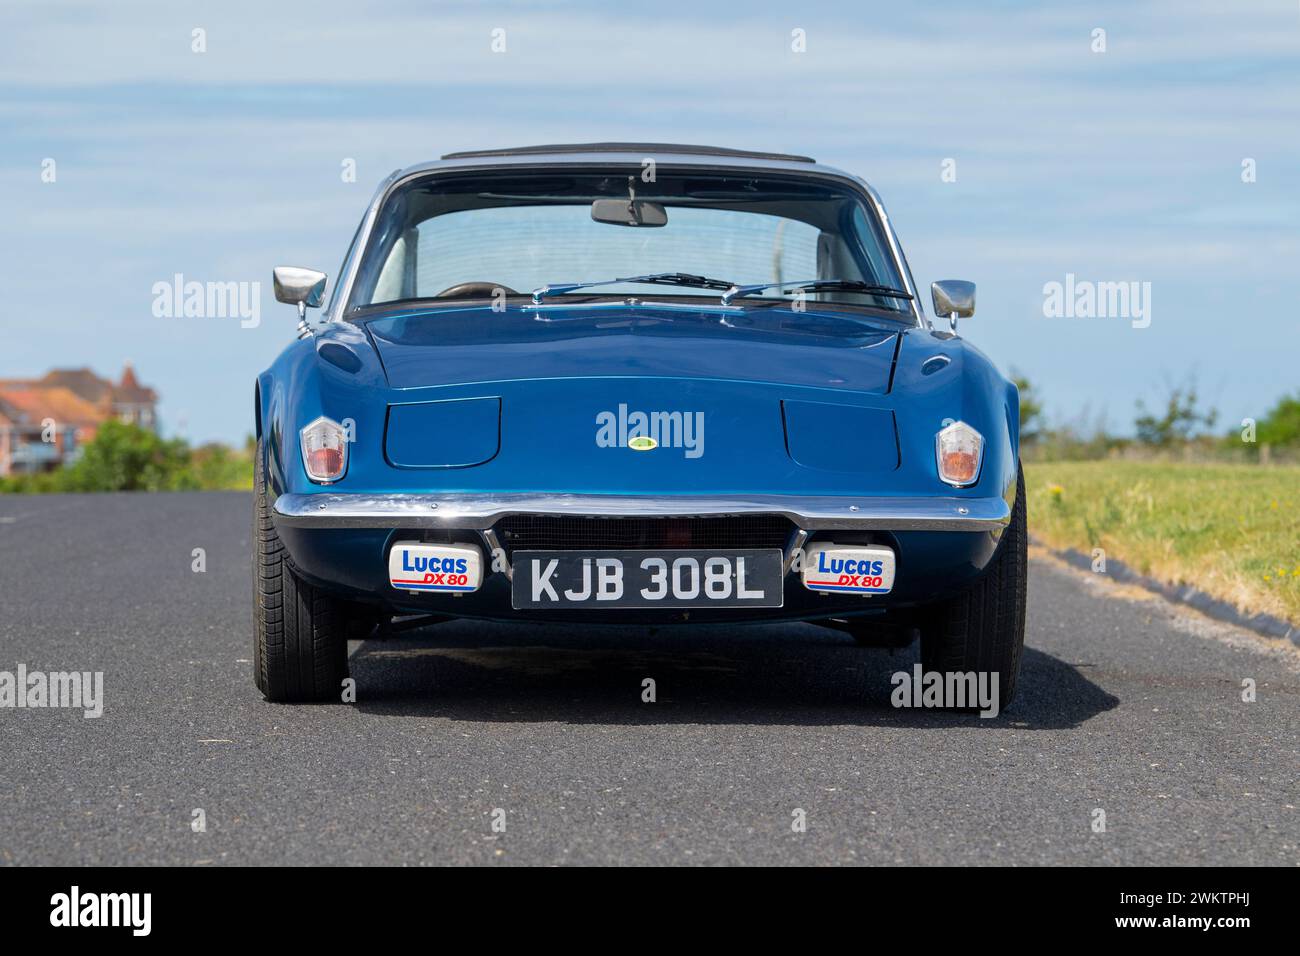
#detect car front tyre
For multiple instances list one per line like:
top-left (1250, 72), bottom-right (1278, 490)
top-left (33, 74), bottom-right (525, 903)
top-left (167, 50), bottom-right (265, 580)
top-left (918, 464), bottom-right (1028, 712)
top-left (253, 438), bottom-right (348, 702)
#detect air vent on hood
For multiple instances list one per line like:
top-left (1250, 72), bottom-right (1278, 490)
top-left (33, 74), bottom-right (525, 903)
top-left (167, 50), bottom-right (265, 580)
top-left (781, 401), bottom-right (899, 473)
top-left (385, 397), bottom-right (500, 468)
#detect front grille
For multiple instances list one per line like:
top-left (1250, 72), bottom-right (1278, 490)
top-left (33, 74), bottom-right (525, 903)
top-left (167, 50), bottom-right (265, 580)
top-left (492, 514), bottom-right (794, 556)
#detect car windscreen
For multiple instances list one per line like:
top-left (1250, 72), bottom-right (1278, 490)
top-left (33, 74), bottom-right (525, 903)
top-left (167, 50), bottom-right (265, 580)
top-left (346, 169), bottom-right (912, 316)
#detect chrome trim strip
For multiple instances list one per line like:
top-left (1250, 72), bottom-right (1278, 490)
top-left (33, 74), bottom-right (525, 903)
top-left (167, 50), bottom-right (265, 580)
top-left (273, 492), bottom-right (1009, 532)
top-left (853, 177), bottom-right (928, 328)
top-left (325, 168), bottom-right (401, 323)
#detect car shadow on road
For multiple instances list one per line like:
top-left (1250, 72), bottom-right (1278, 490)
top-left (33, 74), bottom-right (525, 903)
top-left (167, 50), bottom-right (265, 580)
top-left (347, 620), bottom-right (1118, 729)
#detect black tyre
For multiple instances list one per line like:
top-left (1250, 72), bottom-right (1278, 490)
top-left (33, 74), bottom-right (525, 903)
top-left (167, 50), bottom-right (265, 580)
top-left (253, 438), bottom-right (348, 702)
top-left (918, 464), bottom-right (1027, 711)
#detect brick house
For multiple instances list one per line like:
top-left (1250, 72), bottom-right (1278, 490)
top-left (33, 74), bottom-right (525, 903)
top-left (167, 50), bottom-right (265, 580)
top-left (0, 364), bottom-right (159, 476)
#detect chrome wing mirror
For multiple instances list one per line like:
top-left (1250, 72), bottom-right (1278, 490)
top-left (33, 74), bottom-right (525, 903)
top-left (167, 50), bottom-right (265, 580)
top-left (273, 266), bottom-right (328, 337)
top-left (931, 280), bottom-right (975, 333)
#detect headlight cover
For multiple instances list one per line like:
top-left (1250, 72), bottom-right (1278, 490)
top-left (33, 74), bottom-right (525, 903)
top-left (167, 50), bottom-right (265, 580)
top-left (300, 416), bottom-right (348, 483)
top-left (936, 420), bottom-right (983, 487)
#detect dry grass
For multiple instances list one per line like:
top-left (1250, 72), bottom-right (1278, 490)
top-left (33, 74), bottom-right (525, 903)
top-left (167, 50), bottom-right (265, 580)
top-left (1024, 461), bottom-right (1300, 624)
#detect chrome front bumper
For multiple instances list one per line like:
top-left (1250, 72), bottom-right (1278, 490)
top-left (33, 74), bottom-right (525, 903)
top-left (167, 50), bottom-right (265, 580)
top-left (272, 492), bottom-right (1010, 532)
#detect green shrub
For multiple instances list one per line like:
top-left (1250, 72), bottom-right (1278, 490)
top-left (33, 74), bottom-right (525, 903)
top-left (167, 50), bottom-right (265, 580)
top-left (1, 422), bottom-right (253, 493)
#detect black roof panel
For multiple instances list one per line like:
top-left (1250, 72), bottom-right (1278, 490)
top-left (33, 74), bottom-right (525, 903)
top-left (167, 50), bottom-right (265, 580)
top-left (440, 143), bottom-right (817, 164)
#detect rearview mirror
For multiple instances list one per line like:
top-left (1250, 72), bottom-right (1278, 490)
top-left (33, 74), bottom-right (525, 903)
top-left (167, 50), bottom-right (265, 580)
top-left (273, 266), bottom-right (328, 316)
top-left (931, 279), bottom-right (975, 332)
top-left (591, 199), bottom-right (668, 227)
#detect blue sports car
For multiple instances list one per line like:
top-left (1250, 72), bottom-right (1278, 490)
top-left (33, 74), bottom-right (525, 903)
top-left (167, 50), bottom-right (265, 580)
top-left (255, 143), bottom-right (1025, 706)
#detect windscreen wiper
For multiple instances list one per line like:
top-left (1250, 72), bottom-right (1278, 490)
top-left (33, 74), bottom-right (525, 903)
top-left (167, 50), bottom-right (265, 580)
top-left (720, 279), bottom-right (915, 306)
top-left (531, 272), bottom-right (739, 304)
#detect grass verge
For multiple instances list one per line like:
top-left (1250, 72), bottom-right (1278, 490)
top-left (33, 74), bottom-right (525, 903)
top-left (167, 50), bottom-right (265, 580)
top-left (1024, 461), bottom-right (1300, 624)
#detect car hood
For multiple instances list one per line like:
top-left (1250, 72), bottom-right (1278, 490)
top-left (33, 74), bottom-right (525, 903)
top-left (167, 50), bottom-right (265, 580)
top-left (363, 303), bottom-right (901, 393)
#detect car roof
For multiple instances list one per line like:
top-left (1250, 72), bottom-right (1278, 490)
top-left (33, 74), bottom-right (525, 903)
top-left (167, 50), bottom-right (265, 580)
top-left (441, 143), bottom-right (816, 163)
top-left (391, 143), bottom-right (857, 182)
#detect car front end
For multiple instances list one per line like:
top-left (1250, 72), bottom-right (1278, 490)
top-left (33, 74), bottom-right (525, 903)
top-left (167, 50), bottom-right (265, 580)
top-left (253, 144), bottom-right (1026, 706)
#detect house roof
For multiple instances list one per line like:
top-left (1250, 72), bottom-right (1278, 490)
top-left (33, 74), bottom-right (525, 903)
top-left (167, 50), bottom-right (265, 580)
top-left (25, 365), bottom-right (157, 406)
top-left (0, 385), bottom-right (106, 426)
top-left (113, 362), bottom-right (157, 404)
top-left (39, 367), bottom-right (115, 404)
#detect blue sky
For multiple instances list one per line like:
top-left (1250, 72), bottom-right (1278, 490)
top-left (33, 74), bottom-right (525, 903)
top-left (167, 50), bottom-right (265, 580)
top-left (1, 0), bottom-right (1297, 443)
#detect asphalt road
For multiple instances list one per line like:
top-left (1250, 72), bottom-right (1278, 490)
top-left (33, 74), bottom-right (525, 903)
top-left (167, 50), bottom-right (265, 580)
top-left (1, 492), bottom-right (1296, 866)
